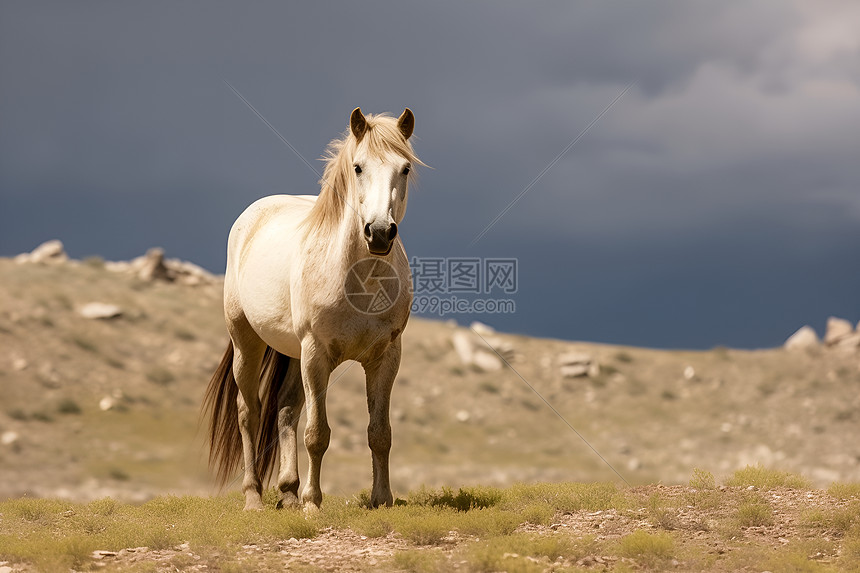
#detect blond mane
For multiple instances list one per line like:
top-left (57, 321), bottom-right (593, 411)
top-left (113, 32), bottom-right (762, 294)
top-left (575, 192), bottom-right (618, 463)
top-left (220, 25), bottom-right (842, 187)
top-left (303, 113), bottom-right (423, 234)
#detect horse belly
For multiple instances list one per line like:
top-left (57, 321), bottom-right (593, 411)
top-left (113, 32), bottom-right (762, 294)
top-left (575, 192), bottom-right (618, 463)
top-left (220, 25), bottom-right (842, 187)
top-left (237, 241), bottom-right (303, 359)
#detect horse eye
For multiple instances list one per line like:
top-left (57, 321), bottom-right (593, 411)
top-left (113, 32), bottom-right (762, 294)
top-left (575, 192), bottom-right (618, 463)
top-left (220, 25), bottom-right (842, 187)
top-left (402, 167), bottom-right (410, 176)
top-left (354, 165), bottom-right (362, 174)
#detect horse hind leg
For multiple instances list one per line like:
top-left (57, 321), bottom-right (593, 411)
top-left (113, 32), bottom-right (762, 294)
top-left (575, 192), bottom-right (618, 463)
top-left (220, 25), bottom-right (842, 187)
top-left (232, 334), bottom-right (267, 511)
top-left (276, 357), bottom-right (304, 509)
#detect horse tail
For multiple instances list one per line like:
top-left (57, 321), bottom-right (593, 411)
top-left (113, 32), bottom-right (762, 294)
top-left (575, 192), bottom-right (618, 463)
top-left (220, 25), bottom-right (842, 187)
top-left (202, 340), bottom-right (241, 486)
top-left (256, 346), bottom-right (290, 485)
top-left (203, 341), bottom-right (291, 487)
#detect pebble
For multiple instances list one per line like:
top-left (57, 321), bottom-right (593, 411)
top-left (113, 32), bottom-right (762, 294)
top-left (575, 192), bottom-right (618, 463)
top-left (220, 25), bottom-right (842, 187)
top-left (79, 302), bottom-right (123, 320)
top-left (0, 432), bottom-right (19, 446)
top-left (91, 550), bottom-right (117, 559)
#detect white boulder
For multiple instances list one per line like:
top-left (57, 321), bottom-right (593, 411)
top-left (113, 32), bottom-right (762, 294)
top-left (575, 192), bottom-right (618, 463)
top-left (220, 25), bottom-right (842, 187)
top-left (451, 329), bottom-right (505, 372)
top-left (824, 317), bottom-right (854, 346)
top-left (784, 325), bottom-right (819, 350)
top-left (559, 351), bottom-right (600, 378)
top-left (15, 240), bottom-right (68, 264)
top-left (79, 302), bottom-right (123, 320)
top-left (470, 321), bottom-right (497, 336)
top-left (134, 247), bottom-right (171, 282)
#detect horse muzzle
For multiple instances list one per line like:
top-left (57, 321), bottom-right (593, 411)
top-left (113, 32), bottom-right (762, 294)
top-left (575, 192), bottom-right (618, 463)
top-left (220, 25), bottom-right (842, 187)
top-left (363, 221), bottom-right (397, 256)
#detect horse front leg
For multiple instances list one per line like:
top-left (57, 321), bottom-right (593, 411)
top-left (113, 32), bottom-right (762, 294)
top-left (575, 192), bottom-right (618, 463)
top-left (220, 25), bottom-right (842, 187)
top-left (299, 340), bottom-right (333, 511)
top-left (363, 337), bottom-right (401, 508)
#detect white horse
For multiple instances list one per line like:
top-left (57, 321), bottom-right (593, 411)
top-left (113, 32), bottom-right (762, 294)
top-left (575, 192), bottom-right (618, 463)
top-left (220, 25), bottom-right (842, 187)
top-left (203, 108), bottom-right (421, 510)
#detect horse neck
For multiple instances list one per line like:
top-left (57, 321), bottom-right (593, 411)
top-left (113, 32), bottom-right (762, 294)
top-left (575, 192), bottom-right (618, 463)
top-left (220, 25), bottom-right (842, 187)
top-left (313, 199), bottom-right (366, 271)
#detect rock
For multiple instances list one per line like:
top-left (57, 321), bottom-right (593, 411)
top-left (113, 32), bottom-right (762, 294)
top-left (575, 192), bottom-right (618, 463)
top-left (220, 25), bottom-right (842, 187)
top-left (455, 410), bottom-right (471, 423)
top-left (11, 357), bottom-right (28, 371)
top-left (560, 363), bottom-right (589, 378)
top-left (135, 247), bottom-right (171, 282)
top-left (1, 431), bottom-right (19, 446)
top-left (166, 258), bottom-right (217, 285)
top-left (451, 331), bottom-right (475, 365)
top-left (103, 249), bottom-right (220, 285)
top-left (472, 350), bottom-right (503, 371)
top-left (79, 302), bottom-right (123, 320)
top-left (784, 325), bottom-right (819, 350)
top-left (824, 317), bottom-right (854, 346)
top-left (482, 336), bottom-right (516, 362)
top-left (15, 239), bottom-right (68, 264)
top-left (470, 321), bottom-right (496, 336)
top-left (834, 332), bottom-right (860, 352)
top-left (559, 352), bottom-right (599, 378)
top-left (99, 396), bottom-right (115, 411)
top-left (684, 366), bottom-right (696, 380)
top-left (91, 550), bottom-right (118, 559)
top-left (0, 566), bottom-right (13, 573)
top-left (451, 330), bottom-right (504, 372)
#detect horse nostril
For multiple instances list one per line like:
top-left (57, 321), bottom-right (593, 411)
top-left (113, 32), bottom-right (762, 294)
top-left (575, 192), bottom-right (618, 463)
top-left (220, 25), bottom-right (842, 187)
top-left (364, 223), bottom-right (372, 239)
top-left (388, 223), bottom-right (398, 241)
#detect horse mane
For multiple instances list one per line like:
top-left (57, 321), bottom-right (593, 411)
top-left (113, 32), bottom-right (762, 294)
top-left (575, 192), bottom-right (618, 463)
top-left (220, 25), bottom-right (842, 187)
top-left (303, 113), bottom-right (423, 234)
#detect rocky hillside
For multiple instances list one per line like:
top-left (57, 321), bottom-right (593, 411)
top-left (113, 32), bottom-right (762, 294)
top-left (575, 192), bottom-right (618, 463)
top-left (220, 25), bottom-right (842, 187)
top-left (1, 242), bottom-right (858, 502)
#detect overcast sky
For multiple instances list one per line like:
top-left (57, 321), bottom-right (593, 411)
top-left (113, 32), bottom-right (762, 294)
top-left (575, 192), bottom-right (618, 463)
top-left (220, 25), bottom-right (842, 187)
top-left (1, 1), bottom-right (858, 349)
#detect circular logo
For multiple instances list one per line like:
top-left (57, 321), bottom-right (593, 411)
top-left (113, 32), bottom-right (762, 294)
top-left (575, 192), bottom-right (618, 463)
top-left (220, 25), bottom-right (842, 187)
top-left (344, 258), bottom-right (401, 315)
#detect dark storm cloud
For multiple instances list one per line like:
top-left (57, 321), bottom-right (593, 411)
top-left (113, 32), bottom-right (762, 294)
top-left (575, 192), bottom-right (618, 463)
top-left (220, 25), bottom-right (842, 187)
top-left (1, 1), bottom-right (858, 348)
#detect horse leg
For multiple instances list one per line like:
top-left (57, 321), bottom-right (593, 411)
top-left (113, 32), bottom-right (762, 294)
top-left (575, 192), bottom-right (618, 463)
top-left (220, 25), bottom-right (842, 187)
top-left (232, 334), bottom-right (267, 511)
top-left (363, 337), bottom-right (401, 508)
top-left (299, 340), bottom-right (333, 510)
top-left (276, 357), bottom-right (305, 509)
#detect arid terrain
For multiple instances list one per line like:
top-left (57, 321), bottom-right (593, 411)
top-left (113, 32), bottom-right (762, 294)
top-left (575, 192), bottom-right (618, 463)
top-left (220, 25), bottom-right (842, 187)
top-left (1, 247), bottom-right (859, 571)
top-left (1, 248), bottom-right (858, 503)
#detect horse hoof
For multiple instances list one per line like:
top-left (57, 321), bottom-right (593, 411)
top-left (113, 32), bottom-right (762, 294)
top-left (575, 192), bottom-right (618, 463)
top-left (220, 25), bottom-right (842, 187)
top-left (277, 493), bottom-right (301, 510)
top-left (302, 502), bottom-right (321, 515)
top-left (243, 497), bottom-right (264, 511)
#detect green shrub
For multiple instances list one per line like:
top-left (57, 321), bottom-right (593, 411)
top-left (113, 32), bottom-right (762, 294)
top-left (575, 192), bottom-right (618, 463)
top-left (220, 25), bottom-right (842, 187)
top-left (690, 468), bottom-right (716, 490)
top-left (57, 398), bottom-right (82, 415)
top-left (736, 496), bottom-right (774, 527)
top-left (616, 529), bottom-right (674, 562)
top-left (407, 485), bottom-right (503, 511)
top-left (828, 482), bottom-right (860, 500)
top-left (146, 367), bottom-right (175, 386)
top-left (392, 549), bottom-right (444, 573)
top-left (726, 465), bottom-right (811, 489)
top-left (501, 482), bottom-right (624, 513)
top-left (464, 533), bottom-right (589, 573)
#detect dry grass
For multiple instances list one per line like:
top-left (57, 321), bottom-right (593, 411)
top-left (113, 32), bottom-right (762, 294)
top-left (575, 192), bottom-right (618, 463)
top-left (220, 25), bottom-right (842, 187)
top-left (727, 465), bottom-right (813, 490)
top-left (3, 478), bottom-right (860, 571)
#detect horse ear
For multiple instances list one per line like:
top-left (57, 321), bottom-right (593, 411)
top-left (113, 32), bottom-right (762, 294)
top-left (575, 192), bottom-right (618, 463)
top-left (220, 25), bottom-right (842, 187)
top-left (350, 107), bottom-right (368, 141)
top-left (397, 108), bottom-right (414, 140)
